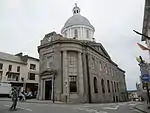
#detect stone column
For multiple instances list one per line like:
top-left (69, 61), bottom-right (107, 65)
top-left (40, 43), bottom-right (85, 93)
top-left (39, 79), bottom-right (43, 100)
top-left (63, 51), bottom-right (68, 95)
top-left (78, 52), bottom-right (84, 96)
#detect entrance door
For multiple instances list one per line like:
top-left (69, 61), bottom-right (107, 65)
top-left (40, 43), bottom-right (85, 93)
top-left (45, 80), bottom-right (52, 100)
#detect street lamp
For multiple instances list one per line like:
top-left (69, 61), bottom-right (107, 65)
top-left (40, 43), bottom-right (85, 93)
top-left (133, 30), bottom-right (150, 40)
top-left (134, 30), bottom-right (150, 108)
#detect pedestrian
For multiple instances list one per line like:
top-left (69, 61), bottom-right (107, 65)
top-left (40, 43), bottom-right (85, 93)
top-left (10, 87), bottom-right (18, 111)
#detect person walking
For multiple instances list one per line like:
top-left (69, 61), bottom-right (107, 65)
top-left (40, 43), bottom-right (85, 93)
top-left (10, 87), bottom-right (18, 110)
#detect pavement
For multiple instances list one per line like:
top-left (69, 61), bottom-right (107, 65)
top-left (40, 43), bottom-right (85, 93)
top-left (0, 98), bottom-right (64, 104)
top-left (0, 99), bottom-right (146, 113)
top-left (133, 102), bottom-right (150, 113)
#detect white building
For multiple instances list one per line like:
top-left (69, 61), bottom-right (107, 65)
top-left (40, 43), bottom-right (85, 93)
top-left (37, 4), bottom-right (127, 103)
top-left (0, 52), bottom-right (39, 93)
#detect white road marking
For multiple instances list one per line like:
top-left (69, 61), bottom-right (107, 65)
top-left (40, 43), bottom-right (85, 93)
top-left (130, 107), bottom-right (141, 113)
top-left (73, 107), bottom-right (108, 113)
top-left (103, 105), bottom-right (119, 110)
top-left (4, 105), bottom-right (33, 112)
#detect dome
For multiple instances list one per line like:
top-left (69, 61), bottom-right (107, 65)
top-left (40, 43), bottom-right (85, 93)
top-left (61, 15), bottom-right (95, 32)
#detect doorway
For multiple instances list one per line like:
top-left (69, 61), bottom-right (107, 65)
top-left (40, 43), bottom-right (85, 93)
top-left (45, 80), bottom-right (52, 100)
top-left (116, 96), bottom-right (118, 102)
top-left (113, 96), bottom-right (115, 102)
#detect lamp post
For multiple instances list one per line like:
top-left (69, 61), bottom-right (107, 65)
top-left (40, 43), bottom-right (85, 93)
top-left (133, 30), bottom-right (150, 40)
top-left (136, 56), bottom-right (150, 108)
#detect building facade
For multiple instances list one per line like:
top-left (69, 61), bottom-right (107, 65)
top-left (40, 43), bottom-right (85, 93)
top-left (142, 0), bottom-right (150, 51)
top-left (37, 4), bottom-right (127, 103)
top-left (0, 52), bottom-right (39, 93)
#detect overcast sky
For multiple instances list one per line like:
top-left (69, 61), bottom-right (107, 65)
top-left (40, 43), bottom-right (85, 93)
top-left (0, 0), bottom-right (148, 90)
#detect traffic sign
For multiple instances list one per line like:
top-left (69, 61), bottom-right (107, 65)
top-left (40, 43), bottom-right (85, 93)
top-left (141, 74), bottom-right (150, 82)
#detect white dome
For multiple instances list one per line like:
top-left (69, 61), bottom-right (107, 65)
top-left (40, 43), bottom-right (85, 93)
top-left (61, 3), bottom-right (95, 41)
top-left (61, 15), bottom-right (95, 32)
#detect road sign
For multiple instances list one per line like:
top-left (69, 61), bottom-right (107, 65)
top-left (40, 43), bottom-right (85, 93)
top-left (141, 74), bottom-right (150, 82)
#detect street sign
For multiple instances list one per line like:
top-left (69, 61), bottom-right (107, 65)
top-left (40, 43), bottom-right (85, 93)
top-left (141, 74), bottom-right (150, 82)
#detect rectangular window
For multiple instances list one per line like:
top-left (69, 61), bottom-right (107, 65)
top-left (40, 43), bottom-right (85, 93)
top-left (47, 56), bottom-right (53, 68)
top-left (7, 73), bottom-right (19, 81)
top-left (111, 81), bottom-right (114, 92)
top-left (30, 64), bottom-right (36, 70)
top-left (107, 80), bottom-right (110, 93)
top-left (0, 71), bottom-right (2, 80)
top-left (8, 65), bottom-right (12, 71)
top-left (17, 66), bottom-right (20, 72)
top-left (99, 62), bottom-right (102, 71)
top-left (29, 73), bottom-right (35, 80)
top-left (114, 82), bottom-right (116, 92)
top-left (69, 76), bottom-right (77, 93)
top-left (105, 65), bottom-right (108, 73)
top-left (0, 63), bottom-right (3, 69)
top-left (91, 57), bottom-right (95, 70)
top-left (68, 52), bottom-right (77, 75)
top-left (112, 69), bottom-right (114, 76)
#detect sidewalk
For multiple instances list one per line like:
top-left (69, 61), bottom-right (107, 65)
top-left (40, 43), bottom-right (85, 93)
top-left (134, 102), bottom-right (150, 113)
top-left (0, 98), bottom-right (65, 104)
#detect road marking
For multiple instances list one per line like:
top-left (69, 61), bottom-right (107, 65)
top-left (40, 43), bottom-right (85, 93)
top-left (130, 107), bottom-right (141, 113)
top-left (103, 105), bottom-right (119, 110)
top-left (4, 105), bottom-right (33, 112)
top-left (73, 107), bottom-right (108, 113)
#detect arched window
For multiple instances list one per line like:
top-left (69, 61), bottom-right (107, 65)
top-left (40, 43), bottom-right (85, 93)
top-left (107, 80), bottom-right (110, 93)
top-left (74, 29), bottom-right (78, 38)
top-left (101, 79), bottom-right (105, 93)
top-left (94, 77), bottom-right (98, 93)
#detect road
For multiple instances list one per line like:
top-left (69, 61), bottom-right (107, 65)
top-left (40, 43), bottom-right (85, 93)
top-left (0, 101), bottom-right (142, 113)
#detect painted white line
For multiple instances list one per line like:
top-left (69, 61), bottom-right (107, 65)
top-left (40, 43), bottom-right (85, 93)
top-left (4, 105), bottom-right (32, 112)
top-left (73, 107), bottom-right (108, 113)
top-left (103, 105), bottom-right (119, 110)
top-left (130, 107), bottom-right (141, 113)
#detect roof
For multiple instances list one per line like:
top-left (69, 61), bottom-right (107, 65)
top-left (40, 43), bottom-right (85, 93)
top-left (61, 14), bottom-right (95, 32)
top-left (15, 52), bottom-right (39, 61)
top-left (0, 52), bottom-right (25, 64)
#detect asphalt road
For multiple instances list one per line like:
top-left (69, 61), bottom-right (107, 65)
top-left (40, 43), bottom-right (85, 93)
top-left (0, 101), bottom-right (142, 113)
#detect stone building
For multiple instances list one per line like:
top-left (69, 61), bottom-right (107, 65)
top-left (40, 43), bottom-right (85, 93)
top-left (37, 4), bottom-right (127, 103)
top-left (0, 52), bottom-right (39, 93)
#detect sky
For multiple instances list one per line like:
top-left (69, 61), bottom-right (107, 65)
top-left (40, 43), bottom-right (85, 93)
top-left (0, 0), bottom-right (148, 90)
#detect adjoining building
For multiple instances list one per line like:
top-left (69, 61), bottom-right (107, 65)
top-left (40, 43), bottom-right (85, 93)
top-left (137, 0), bottom-right (150, 102)
top-left (37, 4), bottom-right (128, 103)
top-left (0, 52), bottom-right (39, 94)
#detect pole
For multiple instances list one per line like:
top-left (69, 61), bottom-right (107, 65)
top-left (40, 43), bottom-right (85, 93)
top-left (146, 83), bottom-right (150, 106)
